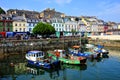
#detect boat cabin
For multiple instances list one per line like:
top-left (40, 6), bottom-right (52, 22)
top-left (26, 50), bottom-right (45, 61)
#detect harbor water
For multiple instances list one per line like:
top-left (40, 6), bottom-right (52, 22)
top-left (0, 48), bottom-right (120, 80)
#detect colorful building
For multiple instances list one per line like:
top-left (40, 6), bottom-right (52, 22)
top-left (26, 18), bottom-right (40, 33)
top-left (0, 14), bottom-right (13, 32)
top-left (51, 18), bottom-right (64, 37)
top-left (64, 18), bottom-right (78, 36)
top-left (12, 15), bottom-right (27, 32)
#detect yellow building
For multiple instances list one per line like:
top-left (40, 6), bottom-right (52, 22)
top-left (12, 16), bottom-right (27, 32)
top-left (118, 24), bottom-right (120, 29)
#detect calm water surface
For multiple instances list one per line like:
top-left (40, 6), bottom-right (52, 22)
top-left (0, 49), bottom-right (120, 80)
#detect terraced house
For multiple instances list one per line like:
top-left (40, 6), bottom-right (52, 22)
top-left (64, 17), bottom-right (78, 36)
top-left (80, 16), bottom-right (106, 35)
top-left (12, 15), bottom-right (27, 32)
top-left (51, 18), bottom-right (64, 37)
top-left (0, 14), bottom-right (13, 32)
top-left (26, 18), bottom-right (40, 33)
top-left (0, 14), bottom-right (13, 37)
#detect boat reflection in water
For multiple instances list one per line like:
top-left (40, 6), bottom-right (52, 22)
top-left (26, 64), bottom-right (45, 75)
top-left (60, 64), bottom-right (87, 80)
top-left (102, 54), bottom-right (109, 58)
top-left (26, 62), bottom-right (87, 79)
top-left (89, 53), bottom-right (109, 62)
top-left (61, 64), bottom-right (87, 71)
top-left (26, 63), bottom-right (61, 79)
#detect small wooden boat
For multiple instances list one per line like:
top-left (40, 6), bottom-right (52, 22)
top-left (25, 50), bottom-right (60, 69)
top-left (47, 49), bottom-right (87, 65)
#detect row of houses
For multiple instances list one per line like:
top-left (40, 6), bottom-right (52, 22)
top-left (0, 8), bottom-right (120, 37)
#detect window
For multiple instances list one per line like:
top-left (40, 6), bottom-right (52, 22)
top-left (15, 24), bottom-right (17, 26)
top-left (23, 24), bottom-right (25, 26)
top-left (56, 28), bottom-right (58, 31)
top-left (19, 24), bottom-right (21, 26)
top-left (53, 24), bottom-right (55, 27)
top-left (59, 24), bottom-right (61, 27)
top-left (3, 27), bottom-right (5, 31)
top-left (29, 28), bottom-right (32, 32)
top-left (41, 52), bottom-right (43, 56)
top-left (23, 28), bottom-right (25, 32)
top-left (19, 28), bottom-right (22, 32)
top-left (56, 24), bottom-right (58, 27)
top-left (34, 54), bottom-right (35, 57)
top-left (7, 23), bottom-right (10, 26)
top-left (33, 23), bottom-right (35, 26)
top-left (37, 54), bottom-right (38, 57)
top-left (29, 23), bottom-right (31, 26)
top-left (59, 28), bottom-right (61, 31)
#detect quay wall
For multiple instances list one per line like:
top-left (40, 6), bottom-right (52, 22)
top-left (0, 37), bottom-right (80, 55)
top-left (0, 36), bottom-right (120, 56)
top-left (88, 35), bottom-right (120, 40)
top-left (88, 35), bottom-right (120, 48)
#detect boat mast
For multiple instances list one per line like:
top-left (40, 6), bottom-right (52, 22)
top-left (80, 31), bottom-right (81, 46)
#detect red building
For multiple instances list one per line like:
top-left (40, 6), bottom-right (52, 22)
top-left (0, 14), bottom-right (13, 37)
top-left (0, 20), bottom-right (13, 32)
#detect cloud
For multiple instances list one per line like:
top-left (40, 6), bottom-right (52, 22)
top-left (55, 0), bottom-right (72, 4)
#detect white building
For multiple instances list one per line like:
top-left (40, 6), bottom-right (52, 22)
top-left (26, 18), bottom-right (40, 33)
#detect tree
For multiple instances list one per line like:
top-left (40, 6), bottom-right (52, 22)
top-left (32, 22), bottom-right (55, 37)
top-left (75, 17), bottom-right (79, 22)
top-left (0, 7), bottom-right (6, 14)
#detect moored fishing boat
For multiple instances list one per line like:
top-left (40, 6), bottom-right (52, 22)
top-left (94, 44), bottom-right (109, 55)
top-left (25, 50), bottom-right (60, 69)
top-left (68, 45), bottom-right (100, 59)
top-left (47, 49), bottom-right (87, 65)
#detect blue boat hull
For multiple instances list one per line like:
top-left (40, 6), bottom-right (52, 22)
top-left (27, 60), bottom-right (60, 69)
top-left (68, 49), bottom-right (99, 59)
top-left (68, 49), bottom-right (90, 57)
